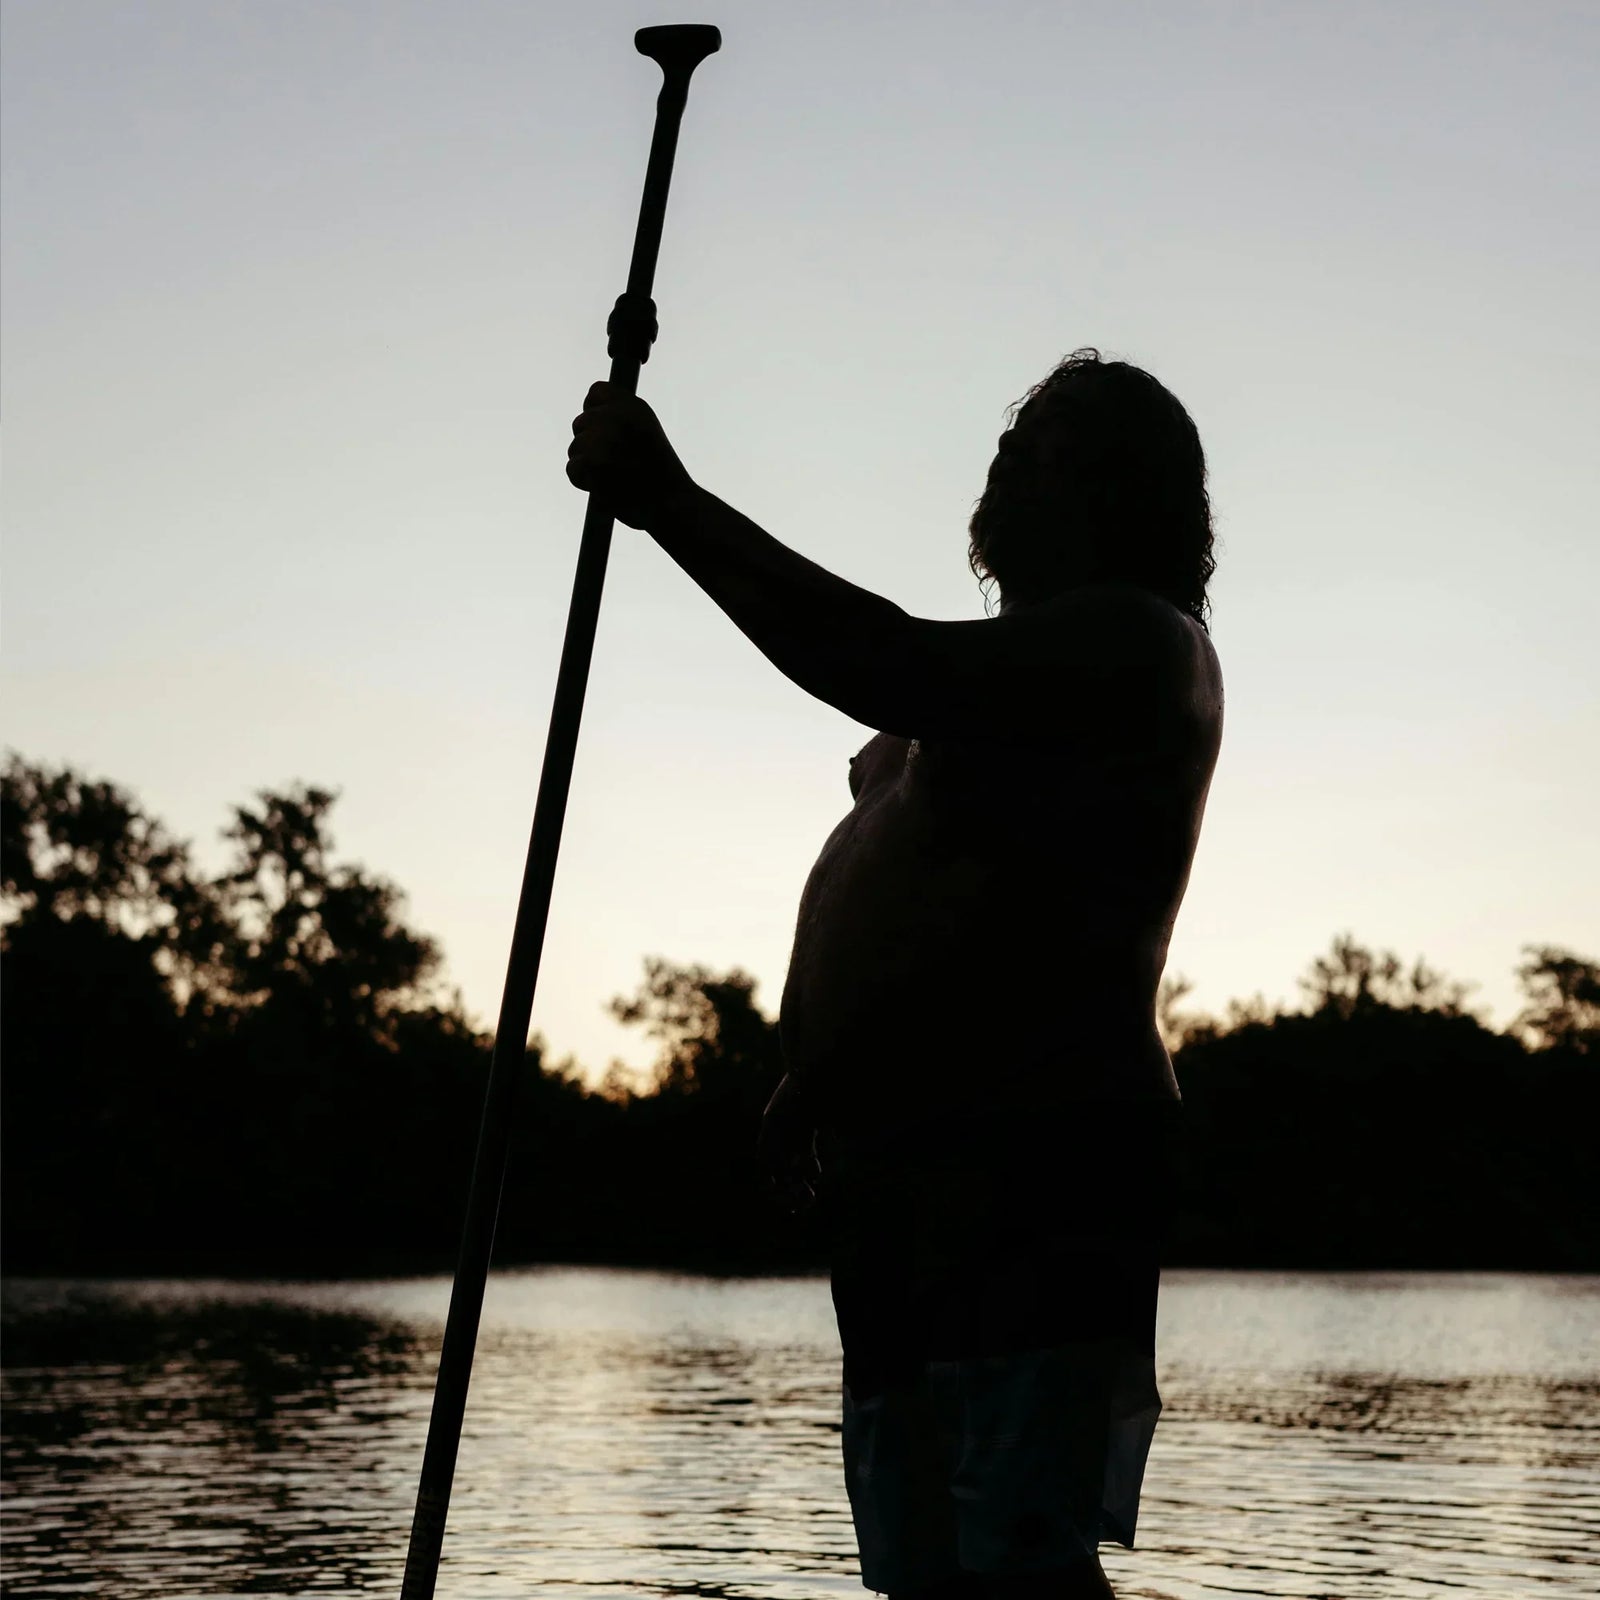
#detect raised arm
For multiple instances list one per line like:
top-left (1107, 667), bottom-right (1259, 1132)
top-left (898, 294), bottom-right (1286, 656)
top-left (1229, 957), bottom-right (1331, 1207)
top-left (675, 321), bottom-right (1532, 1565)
top-left (647, 484), bottom-right (1193, 742)
top-left (565, 383), bottom-right (1197, 742)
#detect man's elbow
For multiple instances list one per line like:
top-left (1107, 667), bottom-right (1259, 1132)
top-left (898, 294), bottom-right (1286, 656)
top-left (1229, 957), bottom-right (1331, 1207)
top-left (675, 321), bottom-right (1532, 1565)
top-left (792, 603), bottom-right (930, 734)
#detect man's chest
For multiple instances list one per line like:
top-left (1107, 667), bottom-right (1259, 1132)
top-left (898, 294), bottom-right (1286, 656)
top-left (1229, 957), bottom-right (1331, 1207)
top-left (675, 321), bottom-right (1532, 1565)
top-left (865, 728), bottom-right (1146, 838)
top-left (828, 725), bottom-right (1205, 924)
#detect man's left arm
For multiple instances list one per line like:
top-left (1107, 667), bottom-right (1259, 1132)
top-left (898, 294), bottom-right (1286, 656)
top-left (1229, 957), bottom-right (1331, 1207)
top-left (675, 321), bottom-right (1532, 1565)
top-left (564, 384), bottom-right (1186, 739)
top-left (646, 484), bottom-right (1186, 741)
top-left (646, 482), bottom-right (927, 729)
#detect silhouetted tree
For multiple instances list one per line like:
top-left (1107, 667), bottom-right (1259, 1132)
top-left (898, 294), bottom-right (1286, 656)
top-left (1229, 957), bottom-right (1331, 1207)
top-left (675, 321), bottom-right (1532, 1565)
top-left (2, 751), bottom-right (235, 1023)
top-left (5, 749), bottom-right (1591, 1274)
top-left (191, 782), bottom-right (479, 1271)
top-left (2, 756), bottom-right (215, 1262)
top-left (1, 756), bottom-right (489, 1274)
top-left (606, 954), bottom-right (781, 1102)
top-left (1158, 970), bottom-right (1277, 1050)
top-left (217, 783), bottom-right (447, 1047)
top-left (1512, 944), bottom-right (1599, 1055)
top-left (1169, 934), bottom-right (1592, 1270)
top-left (596, 956), bottom-right (803, 1269)
top-left (1297, 930), bottom-right (1483, 1022)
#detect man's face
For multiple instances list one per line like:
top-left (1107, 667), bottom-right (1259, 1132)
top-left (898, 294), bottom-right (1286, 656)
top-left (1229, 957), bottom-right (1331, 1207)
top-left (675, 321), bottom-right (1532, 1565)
top-left (968, 416), bottom-right (1085, 603)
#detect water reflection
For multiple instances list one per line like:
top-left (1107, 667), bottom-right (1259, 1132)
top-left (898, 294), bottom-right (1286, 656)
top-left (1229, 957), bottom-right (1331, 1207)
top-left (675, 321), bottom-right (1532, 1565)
top-left (2, 1272), bottom-right (1597, 1598)
top-left (2, 1286), bottom-right (428, 1596)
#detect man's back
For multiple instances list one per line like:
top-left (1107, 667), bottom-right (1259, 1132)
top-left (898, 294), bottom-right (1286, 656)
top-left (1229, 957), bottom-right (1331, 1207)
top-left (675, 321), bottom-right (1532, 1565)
top-left (778, 591), bottom-right (1223, 1136)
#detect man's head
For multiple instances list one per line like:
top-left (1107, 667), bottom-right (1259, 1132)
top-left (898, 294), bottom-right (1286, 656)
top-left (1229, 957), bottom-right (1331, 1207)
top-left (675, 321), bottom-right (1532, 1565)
top-left (966, 348), bottom-right (1216, 629)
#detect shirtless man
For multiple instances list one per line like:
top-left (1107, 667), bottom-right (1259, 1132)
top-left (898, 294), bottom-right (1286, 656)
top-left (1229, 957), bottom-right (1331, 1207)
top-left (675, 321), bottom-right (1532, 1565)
top-left (567, 347), bottom-right (1224, 1600)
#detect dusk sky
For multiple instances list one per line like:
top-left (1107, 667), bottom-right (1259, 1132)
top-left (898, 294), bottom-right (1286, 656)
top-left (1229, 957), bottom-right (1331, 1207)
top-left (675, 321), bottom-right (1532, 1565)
top-left (4, 0), bottom-right (1595, 1090)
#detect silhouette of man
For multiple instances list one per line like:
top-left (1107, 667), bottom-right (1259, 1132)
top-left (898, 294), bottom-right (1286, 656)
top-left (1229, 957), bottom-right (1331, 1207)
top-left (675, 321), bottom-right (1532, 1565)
top-left (567, 347), bottom-right (1224, 1600)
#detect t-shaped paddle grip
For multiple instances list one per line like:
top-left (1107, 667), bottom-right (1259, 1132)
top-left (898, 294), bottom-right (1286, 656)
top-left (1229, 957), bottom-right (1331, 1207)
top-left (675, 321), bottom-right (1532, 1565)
top-left (635, 24), bottom-right (721, 91)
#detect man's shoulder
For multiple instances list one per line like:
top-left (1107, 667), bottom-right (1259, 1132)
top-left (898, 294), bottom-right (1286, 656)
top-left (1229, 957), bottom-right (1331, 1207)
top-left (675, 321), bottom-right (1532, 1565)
top-left (892, 581), bottom-right (1217, 747)
top-left (1077, 580), bottom-right (1206, 648)
top-left (1015, 581), bottom-right (1191, 668)
top-left (1165, 600), bottom-right (1223, 728)
top-left (1034, 582), bottom-right (1220, 723)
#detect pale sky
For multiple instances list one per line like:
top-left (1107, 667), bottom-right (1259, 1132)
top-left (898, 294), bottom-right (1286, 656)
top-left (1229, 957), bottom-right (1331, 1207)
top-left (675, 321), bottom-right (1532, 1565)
top-left (4, 0), bottom-right (1596, 1090)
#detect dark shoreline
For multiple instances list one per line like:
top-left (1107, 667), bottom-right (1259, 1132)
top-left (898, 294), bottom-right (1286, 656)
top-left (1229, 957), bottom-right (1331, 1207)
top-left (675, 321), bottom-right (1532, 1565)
top-left (6, 1248), bottom-right (1595, 1286)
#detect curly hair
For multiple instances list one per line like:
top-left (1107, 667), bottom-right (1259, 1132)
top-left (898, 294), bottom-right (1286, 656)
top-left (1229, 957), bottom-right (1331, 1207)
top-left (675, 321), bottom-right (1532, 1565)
top-left (967, 348), bottom-right (1217, 631)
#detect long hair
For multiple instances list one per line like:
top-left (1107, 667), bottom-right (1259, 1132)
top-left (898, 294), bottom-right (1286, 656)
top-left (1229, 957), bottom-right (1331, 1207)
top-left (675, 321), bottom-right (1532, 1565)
top-left (967, 348), bottom-right (1217, 631)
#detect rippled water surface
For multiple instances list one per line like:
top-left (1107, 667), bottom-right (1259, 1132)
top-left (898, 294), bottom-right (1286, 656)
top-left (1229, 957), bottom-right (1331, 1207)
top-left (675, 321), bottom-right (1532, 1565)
top-left (2, 1270), bottom-right (1595, 1597)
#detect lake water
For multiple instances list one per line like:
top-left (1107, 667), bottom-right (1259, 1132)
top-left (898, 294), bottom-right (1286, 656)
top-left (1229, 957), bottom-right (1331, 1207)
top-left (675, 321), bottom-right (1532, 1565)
top-left (2, 1269), bottom-right (1595, 1598)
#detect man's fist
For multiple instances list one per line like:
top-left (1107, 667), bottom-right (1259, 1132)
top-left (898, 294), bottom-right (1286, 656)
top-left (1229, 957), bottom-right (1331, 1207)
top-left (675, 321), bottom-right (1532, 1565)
top-left (566, 381), bottom-right (698, 531)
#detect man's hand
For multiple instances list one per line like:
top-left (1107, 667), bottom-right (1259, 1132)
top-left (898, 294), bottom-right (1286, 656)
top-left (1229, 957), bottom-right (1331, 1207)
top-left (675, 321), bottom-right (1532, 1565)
top-left (565, 381), bottom-right (698, 531)
top-left (759, 1072), bottom-right (821, 1216)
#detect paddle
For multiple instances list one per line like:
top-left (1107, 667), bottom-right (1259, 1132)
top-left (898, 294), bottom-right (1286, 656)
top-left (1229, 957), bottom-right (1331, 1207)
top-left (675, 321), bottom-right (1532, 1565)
top-left (398, 26), bottom-right (722, 1599)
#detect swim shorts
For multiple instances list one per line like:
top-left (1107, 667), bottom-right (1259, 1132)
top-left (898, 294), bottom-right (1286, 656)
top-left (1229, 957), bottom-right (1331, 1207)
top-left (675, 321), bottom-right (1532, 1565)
top-left (818, 1099), bottom-right (1180, 1593)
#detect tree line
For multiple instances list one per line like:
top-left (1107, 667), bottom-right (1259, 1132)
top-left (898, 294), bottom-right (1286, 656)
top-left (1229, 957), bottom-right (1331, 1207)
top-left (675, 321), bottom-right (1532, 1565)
top-left (3, 752), bottom-right (1595, 1278)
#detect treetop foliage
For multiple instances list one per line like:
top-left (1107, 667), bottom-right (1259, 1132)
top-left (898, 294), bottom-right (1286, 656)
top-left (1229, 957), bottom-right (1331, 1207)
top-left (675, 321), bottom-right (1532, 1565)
top-left (606, 954), bottom-right (776, 1100)
top-left (1159, 929), bottom-right (1592, 1056)
top-left (3, 748), bottom-right (1594, 1275)
top-left (1512, 943), bottom-right (1600, 1055)
top-left (3, 752), bottom-right (459, 1042)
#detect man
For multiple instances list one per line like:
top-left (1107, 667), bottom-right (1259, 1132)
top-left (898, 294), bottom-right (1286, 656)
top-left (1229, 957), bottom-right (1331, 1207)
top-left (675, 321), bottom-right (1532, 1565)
top-left (566, 347), bottom-right (1224, 1599)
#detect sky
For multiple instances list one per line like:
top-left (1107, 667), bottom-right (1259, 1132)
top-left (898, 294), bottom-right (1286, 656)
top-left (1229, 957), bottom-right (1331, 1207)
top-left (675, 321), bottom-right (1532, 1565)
top-left (3, 0), bottom-right (1596, 1090)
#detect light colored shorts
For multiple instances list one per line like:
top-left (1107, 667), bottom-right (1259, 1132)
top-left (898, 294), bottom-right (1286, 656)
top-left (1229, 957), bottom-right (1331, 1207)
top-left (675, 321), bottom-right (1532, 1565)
top-left (841, 1336), bottom-right (1162, 1594)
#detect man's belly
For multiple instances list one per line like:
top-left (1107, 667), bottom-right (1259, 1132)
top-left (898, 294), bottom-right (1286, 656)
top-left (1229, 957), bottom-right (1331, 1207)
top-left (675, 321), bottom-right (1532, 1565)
top-left (783, 953), bottom-right (1174, 1128)
top-left (779, 794), bottom-right (1176, 1128)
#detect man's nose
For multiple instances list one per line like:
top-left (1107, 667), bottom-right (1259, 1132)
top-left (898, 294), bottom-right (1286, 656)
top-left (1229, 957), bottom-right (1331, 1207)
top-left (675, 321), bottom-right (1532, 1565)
top-left (992, 430), bottom-right (1027, 479)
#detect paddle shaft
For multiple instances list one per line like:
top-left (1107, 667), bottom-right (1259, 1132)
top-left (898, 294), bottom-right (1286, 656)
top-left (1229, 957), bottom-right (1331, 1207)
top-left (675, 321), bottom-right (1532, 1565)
top-left (399, 27), bottom-right (721, 1599)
